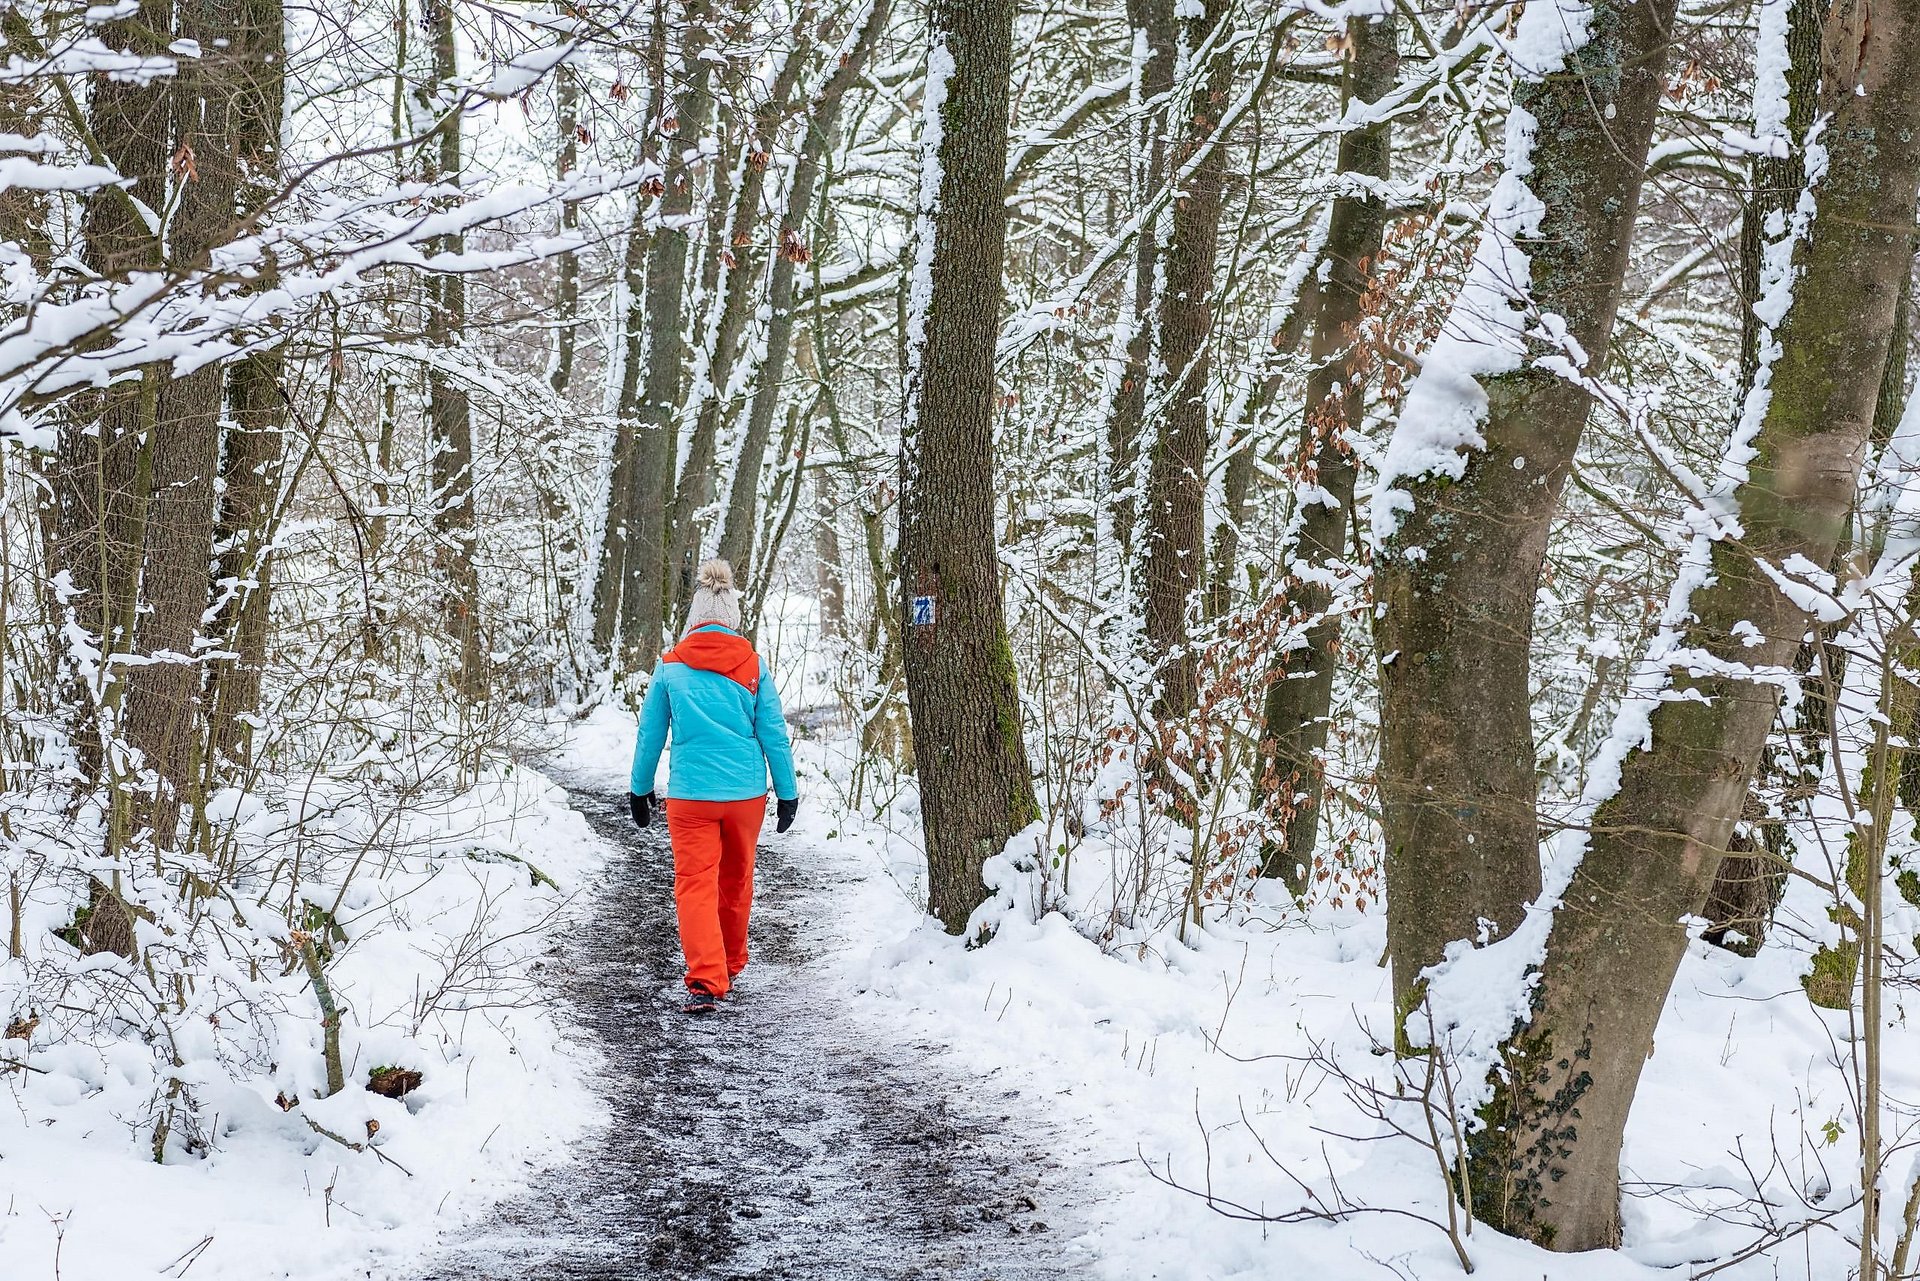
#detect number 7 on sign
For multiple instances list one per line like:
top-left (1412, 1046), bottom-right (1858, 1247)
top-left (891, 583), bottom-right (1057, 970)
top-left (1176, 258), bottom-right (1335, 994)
top-left (910, 595), bottom-right (936, 627)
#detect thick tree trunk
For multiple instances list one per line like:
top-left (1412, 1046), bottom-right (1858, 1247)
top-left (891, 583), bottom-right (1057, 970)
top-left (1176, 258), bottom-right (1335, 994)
top-left (1255, 12), bottom-right (1398, 890)
top-left (55, 0), bottom-right (172, 763)
top-left (125, 0), bottom-right (284, 845)
top-left (53, 0), bottom-right (171, 918)
top-left (617, 0), bottom-right (711, 670)
top-left (1138, 0), bottom-right (1232, 720)
top-left (1704, 247), bottom-right (1916, 952)
top-left (898, 0), bottom-right (1040, 934)
top-left (120, 418), bottom-right (219, 849)
top-left (1373, 0), bottom-right (1676, 1019)
top-left (1476, 0), bottom-right (1920, 1249)
top-left (419, 0), bottom-right (485, 699)
top-left (715, 0), bottom-right (890, 584)
top-left (1103, 0), bottom-right (1175, 568)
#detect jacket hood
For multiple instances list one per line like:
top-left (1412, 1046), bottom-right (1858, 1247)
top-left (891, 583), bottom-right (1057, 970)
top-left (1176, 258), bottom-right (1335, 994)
top-left (663, 626), bottom-right (760, 693)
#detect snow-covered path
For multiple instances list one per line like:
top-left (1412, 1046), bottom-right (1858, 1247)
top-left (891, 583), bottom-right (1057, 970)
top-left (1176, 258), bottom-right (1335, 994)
top-left (418, 782), bottom-right (1085, 1280)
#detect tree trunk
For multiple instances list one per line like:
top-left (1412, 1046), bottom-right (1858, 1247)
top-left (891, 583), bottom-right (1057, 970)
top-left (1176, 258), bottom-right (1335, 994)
top-left (664, 90), bottom-right (737, 621)
top-left (617, 0), bottom-right (712, 670)
top-left (1255, 11), bottom-right (1398, 890)
top-left (125, 0), bottom-right (282, 845)
top-left (54, 0), bottom-right (172, 788)
top-left (715, 0), bottom-right (890, 585)
top-left (1700, 0), bottom-right (1829, 948)
top-left (1475, 0), bottom-right (1920, 1248)
top-left (665, 42), bottom-right (805, 620)
top-left (53, 0), bottom-right (172, 910)
top-left (550, 62), bottom-right (581, 398)
top-left (0, 9), bottom-right (51, 273)
top-left (591, 202), bottom-right (652, 660)
top-left (898, 0), bottom-right (1040, 934)
top-left (205, 0), bottom-right (287, 775)
top-left (1373, 0), bottom-right (1677, 1020)
top-left (1103, 0), bottom-right (1176, 568)
top-left (1704, 241), bottom-right (1916, 951)
top-left (1138, 0), bottom-right (1232, 720)
top-left (419, 0), bottom-right (485, 699)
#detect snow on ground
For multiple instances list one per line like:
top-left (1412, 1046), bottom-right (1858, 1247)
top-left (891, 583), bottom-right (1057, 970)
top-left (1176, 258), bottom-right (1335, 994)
top-left (6, 578), bottom-right (1898, 1281)
top-left (0, 766), bottom-right (608, 1281)
top-left (779, 722), bottom-right (1911, 1280)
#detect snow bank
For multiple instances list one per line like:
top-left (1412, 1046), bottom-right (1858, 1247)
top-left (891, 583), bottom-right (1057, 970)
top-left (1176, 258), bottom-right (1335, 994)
top-left (0, 767), bottom-right (606, 1281)
top-left (810, 741), bottom-right (1906, 1279)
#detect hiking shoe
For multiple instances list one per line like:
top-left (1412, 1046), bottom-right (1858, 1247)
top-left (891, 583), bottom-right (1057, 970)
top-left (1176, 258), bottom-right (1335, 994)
top-left (683, 984), bottom-right (720, 1015)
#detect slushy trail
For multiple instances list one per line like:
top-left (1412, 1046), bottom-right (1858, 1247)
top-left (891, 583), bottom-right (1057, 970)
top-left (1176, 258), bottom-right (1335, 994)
top-left (419, 784), bottom-right (1086, 1280)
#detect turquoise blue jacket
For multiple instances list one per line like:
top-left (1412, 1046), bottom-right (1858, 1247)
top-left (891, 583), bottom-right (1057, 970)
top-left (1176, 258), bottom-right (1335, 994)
top-left (630, 625), bottom-right (799, 802)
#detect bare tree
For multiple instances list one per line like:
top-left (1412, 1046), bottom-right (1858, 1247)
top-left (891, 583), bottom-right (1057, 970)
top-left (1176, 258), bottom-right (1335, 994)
top-left (1256, 9), bottom-right (1399, 890)
top-left (1138, 0), bottom-right (1234, 719)
top-left (616, 0), bottom-right (713, 670)
top-left (664, 34), bottom-right (806, 623)
top-left (1103, 0), bottom-right (1175, 568)
top-left (715, 0), bottom-right (891, 588)
top-left (204, 0), bottom-right (289, 778)
top-left (420, 0), bottom-right (486, 699)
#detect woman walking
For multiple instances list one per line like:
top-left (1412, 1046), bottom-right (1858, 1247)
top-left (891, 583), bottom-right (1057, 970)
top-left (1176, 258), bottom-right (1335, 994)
top-left (629, 561), bottom-right (799, 1014)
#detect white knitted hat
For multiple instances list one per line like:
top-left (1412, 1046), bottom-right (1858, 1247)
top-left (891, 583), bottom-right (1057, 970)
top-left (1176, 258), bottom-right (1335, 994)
top-left (686, 558), bottom-right (743, 633)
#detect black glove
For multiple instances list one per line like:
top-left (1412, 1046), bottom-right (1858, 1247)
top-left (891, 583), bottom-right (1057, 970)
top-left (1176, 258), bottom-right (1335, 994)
top-left (629, 792), bottom-right (655, 830)
top-left (776, 797), bottom-right (798, 834)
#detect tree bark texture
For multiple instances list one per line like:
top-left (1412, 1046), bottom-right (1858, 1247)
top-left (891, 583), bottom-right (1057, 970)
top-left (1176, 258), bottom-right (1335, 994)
top-left (1373, 0), bottom-right (1676, 1020)
top-left (715, 0), bottom-right (890, 586)
top-left (1103, 0), bottom-right (1175, 568)
top-left (617, 0), bottom-right (711, 670)
top-left (1701, 0), bottom-right (1828, 945)
top-left (898, 0), bottom-right (1040, 934)
top-left (591, 201), bottom-right (653, 658)
top-left (0, 8), bottom-right (51, 273)
top-left (200, 0), bottom-right (286, 776)
top-left (126, 0), bottom-right (289, 843)
top-left (1139, 0), bottom-right (1232, 720)
top-left (1256, 12), bottom-right (1398, 891)
top-left (420, 0), bottom-right (486, 699)
top-left (1474, 0), bottom-right (1920, 1249)
top-left (51, 0), bottom-right (170, 880)
top-left (55, 0), bottom-right (173, 738)
top-left (550, 62), bottom-right (582, 397)
top-left (665, 43), bottom-right (805, 621)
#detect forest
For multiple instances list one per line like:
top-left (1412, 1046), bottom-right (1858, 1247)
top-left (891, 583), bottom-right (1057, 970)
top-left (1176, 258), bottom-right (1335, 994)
top-left (3, 0), bottom-right (1919, 1276)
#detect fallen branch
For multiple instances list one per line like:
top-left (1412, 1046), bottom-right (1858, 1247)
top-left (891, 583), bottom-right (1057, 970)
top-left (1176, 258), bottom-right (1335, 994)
top-left (302, 1114), bottom-right (414, 1176)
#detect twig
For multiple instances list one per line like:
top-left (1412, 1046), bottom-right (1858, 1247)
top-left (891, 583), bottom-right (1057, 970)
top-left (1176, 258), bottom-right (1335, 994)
top-left (302, 1115), bottom-right (414, 1177)
top-left (293, 933), bottom-right (346, 1097)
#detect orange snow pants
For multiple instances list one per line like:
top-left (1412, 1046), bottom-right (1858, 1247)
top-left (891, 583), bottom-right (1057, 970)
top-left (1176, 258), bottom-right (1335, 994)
top-left (664, 796), bottom-right (765, 997)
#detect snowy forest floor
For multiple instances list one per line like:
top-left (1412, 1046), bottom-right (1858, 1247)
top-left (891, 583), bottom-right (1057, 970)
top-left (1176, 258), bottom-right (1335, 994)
top-left (5, 698), bottom-right (1896, 1281)
top-left (415, 775), bottom-right (1087, 1280)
